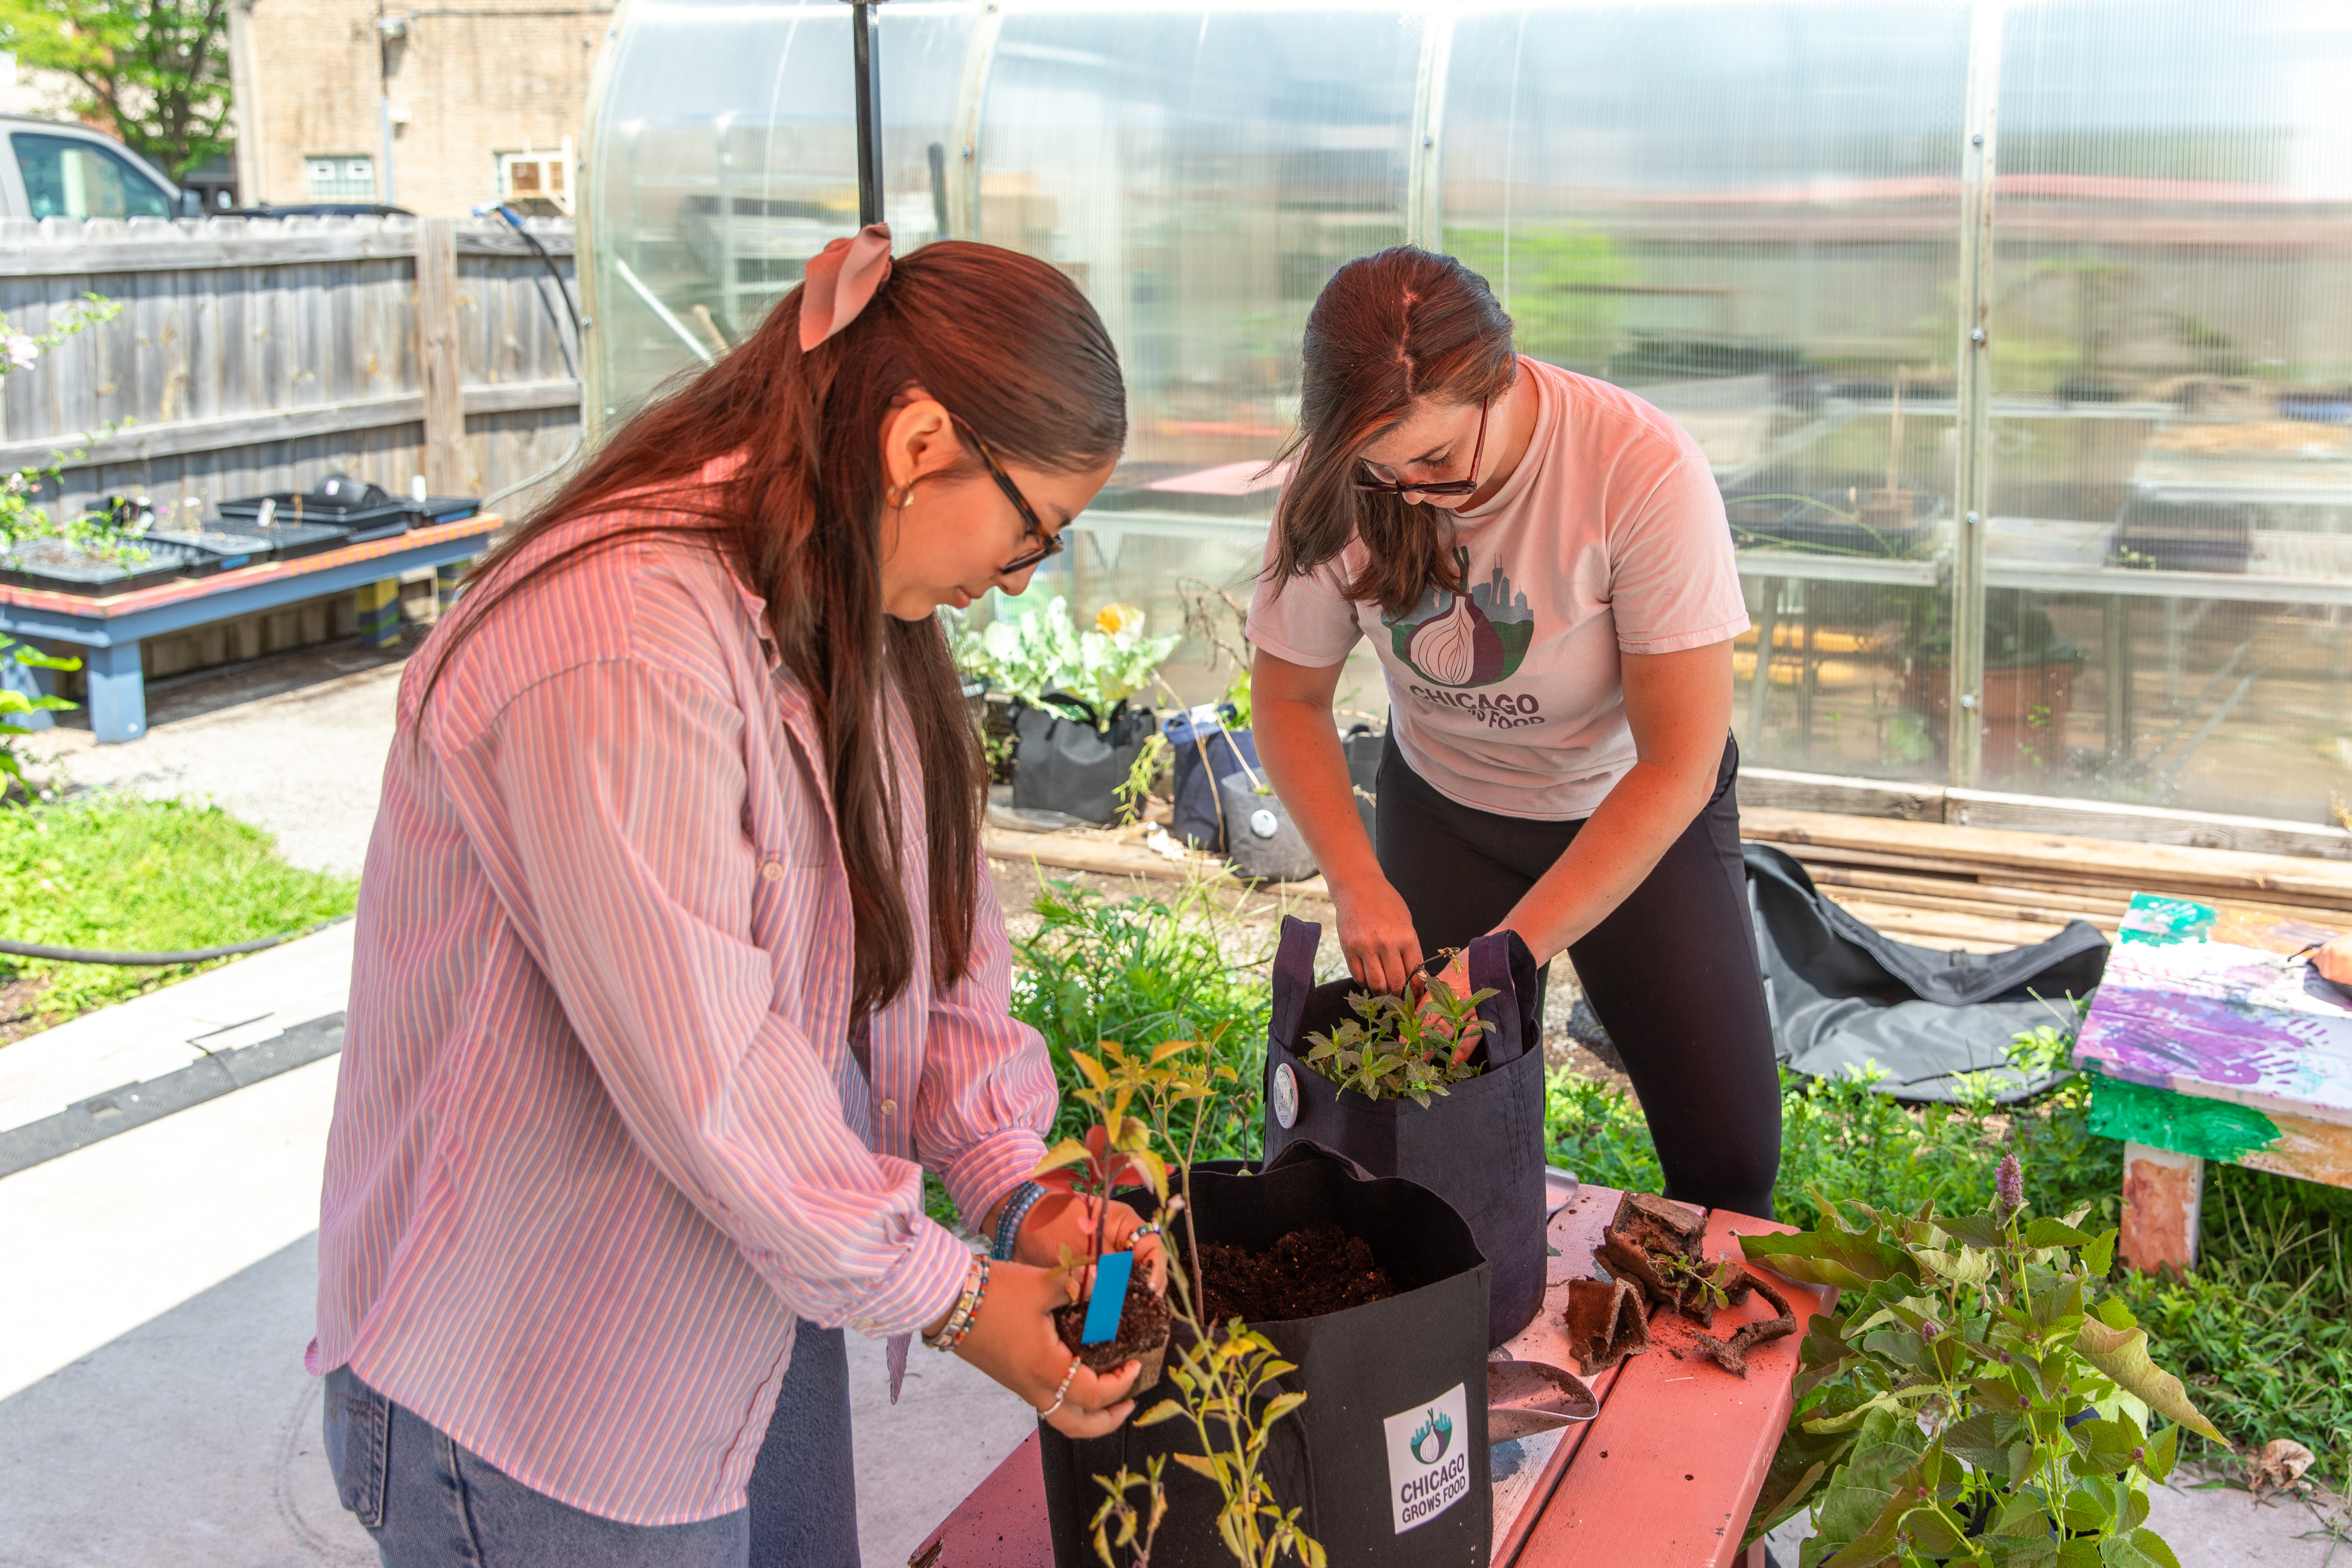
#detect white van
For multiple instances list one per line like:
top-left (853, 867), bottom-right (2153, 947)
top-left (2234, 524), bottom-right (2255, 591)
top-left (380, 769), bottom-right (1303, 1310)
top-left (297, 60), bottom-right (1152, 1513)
top-left (0, 115), bottom-right (190, 221)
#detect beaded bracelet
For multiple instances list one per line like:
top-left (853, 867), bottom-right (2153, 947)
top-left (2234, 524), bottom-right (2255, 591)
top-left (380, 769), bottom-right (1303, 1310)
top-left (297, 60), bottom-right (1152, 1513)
top-left (946, 1256), bottom-right (989, 1350)
top-left (922, 1255), bottom-right (989, 1351)
top-left (992, 1180), bottom-right (1048, 1262)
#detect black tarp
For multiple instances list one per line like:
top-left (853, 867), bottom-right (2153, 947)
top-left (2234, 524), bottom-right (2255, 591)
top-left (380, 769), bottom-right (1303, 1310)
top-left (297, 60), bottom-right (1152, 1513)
top-left (1745, 843), bottom-right (2110, 1104)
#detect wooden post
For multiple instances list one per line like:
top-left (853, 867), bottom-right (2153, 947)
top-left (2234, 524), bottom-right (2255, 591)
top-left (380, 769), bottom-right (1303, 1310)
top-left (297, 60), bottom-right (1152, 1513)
top-left (2120, 1141), bottom-right (2203, 1274)
top-left (415, 218), bottom-right (468, 495)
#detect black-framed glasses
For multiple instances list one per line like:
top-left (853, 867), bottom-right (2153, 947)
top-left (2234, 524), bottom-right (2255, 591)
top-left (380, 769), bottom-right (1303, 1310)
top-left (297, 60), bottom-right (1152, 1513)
top-left (1353, 398), bottom-right (1489, 498)
top-left (953, 414), bottom-right (1065, 577)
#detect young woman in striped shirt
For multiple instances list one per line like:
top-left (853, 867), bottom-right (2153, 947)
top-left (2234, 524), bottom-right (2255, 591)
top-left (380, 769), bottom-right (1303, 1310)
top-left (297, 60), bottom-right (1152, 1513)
top-left (311, 231), bottom-right (1157, 1566)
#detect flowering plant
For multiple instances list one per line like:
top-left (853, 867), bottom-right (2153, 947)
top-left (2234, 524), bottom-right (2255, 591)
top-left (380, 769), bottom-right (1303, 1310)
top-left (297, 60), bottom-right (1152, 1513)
top-left (0, 295), bottom-right (132, 562)
top-left (1738, 1152), bottom-right (2219, 1564)
top-left (948, 596), bottom-right (1180, 728)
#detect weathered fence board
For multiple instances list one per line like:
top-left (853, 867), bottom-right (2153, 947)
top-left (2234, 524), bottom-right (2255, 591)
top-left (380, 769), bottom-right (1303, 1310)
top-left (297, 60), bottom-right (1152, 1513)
top-left (0, 214), bottom-right (581, 524)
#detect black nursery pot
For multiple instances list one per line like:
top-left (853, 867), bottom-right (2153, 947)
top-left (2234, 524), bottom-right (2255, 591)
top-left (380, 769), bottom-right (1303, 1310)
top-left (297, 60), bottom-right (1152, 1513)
top-left (1037, 1142), bottom-right (1493, 1568)
top-left (1008, 695), bottom-right (1158, 824)
top-left (1264, 919), bottom-right (1548, 1349)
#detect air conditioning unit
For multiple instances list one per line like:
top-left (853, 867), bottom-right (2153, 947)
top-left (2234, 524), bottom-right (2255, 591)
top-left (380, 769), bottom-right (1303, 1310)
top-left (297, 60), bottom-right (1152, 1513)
top-left (496, 138), bottom-right (573, 216)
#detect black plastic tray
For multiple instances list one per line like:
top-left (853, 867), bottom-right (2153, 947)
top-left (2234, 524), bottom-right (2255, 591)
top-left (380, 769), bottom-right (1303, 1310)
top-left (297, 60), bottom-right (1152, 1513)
top-left (419, 495), bottom-right (481, 525)
top-left (1725, 490), bottom-right (1948, 559)
top-left (140, 525), bottom-right (277, 572)
top-left (239, 519), bottom-right (355, 559)
top-left (2109, 499), bottom-right (2255, 573)
top-left (217, 489), bottom-right (417, 542)
top-left (0, 537), bottom-right (211, 595)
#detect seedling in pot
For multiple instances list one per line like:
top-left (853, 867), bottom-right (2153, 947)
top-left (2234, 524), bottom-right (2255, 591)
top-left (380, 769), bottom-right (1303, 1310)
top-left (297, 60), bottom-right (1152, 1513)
top-left (1300, 956), bottom-right (1496, 1107)
top-left (1068, 1037), bottom-right (1328, 1568)
top-left (1035, 1050), bottom-right (1175, 1393)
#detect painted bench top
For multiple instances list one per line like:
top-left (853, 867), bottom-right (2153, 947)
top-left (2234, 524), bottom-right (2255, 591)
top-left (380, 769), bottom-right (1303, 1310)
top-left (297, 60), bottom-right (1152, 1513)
top-left (2074, 894), bottom-right (2352, 1270)
top-left (908, 1185), bottom-right (1832, 1568)
top-left (2079, 894), bottom-right (2352, 1131)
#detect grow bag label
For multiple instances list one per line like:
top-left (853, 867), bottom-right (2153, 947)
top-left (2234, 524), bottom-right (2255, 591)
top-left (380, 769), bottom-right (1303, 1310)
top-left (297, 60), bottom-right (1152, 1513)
top-left (1381, 1381), bottom-right (1471, 1534)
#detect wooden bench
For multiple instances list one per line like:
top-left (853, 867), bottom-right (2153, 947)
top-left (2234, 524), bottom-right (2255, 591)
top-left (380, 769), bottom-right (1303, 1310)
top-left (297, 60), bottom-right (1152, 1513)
top-left (909, 1183), bottom-right (1833, 1567)
top-left (2075, 892), bottom-right (2352, 1273)
top-left (0, 512), bottom-right (501, 742)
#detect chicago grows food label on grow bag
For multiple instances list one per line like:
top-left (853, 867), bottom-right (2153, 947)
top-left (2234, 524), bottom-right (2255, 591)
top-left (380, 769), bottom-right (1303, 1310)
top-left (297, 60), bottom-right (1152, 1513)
top-left (1381, 1381), bottom-right (1471, 1533)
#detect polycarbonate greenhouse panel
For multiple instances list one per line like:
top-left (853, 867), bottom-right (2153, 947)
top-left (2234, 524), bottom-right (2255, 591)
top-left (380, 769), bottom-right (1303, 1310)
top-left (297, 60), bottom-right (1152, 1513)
top-left (582, 0), bottom-right (2352, 822)
top-left (1439, 1), bottom-right (1969, 782)
top-left (1984, 0), bottom-right (2352, 819)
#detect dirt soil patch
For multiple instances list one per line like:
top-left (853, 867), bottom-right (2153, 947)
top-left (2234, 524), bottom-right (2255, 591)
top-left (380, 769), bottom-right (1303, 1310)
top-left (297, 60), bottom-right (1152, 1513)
top-left (1184, 1225), bottom-right (1397, 1323)
top-left (1054, 1261), bottom-right (1174, 1373)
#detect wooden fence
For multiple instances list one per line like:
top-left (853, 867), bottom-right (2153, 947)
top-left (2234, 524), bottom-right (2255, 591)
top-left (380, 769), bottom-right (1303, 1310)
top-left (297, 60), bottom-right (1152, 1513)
top-left (0, 213), bottom-right (580, 528)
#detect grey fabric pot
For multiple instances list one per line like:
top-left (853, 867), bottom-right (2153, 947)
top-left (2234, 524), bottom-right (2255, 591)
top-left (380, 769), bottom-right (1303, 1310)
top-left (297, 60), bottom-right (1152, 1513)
top-left (1219, 774), bottom-right (1317, 881)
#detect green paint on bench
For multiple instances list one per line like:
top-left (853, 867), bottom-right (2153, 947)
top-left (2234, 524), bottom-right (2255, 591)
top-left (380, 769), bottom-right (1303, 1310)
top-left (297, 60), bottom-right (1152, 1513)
top-left (2088, 1076), bottom-right (2280, 1164)
top-left (2115, 895), bottom-right (2216, 946)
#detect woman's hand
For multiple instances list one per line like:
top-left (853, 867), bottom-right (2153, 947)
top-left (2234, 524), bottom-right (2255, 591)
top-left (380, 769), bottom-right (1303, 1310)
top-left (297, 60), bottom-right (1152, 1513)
top-left (1016, 1192), bottom-right (1167, 1293)
top-left (2312, 935), bottom-right (2352, 989)
top-left (1332, 872), bottom-right (1424, 996)
top-left (952, 1259), bottom-right (1143, 1439)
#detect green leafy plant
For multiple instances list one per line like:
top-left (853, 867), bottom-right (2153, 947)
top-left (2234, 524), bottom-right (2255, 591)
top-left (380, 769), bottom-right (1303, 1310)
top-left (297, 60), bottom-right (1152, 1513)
top-left (949, 597), bottom-right (1179, 729)
top-left (1011, 879), bottom-right (1270, 1163)
top-left (0, 633), bottom-right (77, 796)
top-left (1071, 1038), bottom-right (1326, 1568)
top-left (1116, 732), bottom-right (1170, 826)
top-left (1301, 964), bottom-right (1494, 1107)
top-left (0, 296), bottom-right (139, 563)
top-left (1738, 1153), bottom-right (2220, 1564)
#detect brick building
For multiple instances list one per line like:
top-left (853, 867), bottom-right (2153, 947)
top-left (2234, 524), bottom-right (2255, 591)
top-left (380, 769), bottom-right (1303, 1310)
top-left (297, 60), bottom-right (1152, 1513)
top-left (225, 0), bottom-right (611, 217)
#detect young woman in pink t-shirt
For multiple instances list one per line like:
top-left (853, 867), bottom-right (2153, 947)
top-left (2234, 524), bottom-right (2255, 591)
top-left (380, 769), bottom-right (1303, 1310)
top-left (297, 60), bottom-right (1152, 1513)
top-left (1249, 246), bottom-right (1779, 1220)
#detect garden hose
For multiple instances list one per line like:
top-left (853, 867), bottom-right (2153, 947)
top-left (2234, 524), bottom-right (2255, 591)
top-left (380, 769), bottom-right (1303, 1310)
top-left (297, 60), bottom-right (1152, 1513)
top-left (0, 913), bottom-right (355, 967)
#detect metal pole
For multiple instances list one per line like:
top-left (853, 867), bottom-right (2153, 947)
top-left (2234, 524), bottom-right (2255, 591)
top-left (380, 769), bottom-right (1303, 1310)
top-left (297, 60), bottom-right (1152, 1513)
top-left (1947, 0), bottom-right (2004, 789)
top-left (852, 0), bottom-right (884, 226)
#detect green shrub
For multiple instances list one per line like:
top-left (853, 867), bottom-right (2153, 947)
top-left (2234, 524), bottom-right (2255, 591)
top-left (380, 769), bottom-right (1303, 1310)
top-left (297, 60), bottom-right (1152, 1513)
top-left (1544, 1045), bottom-right (2350, 1492)
top-left (0, 795), bottom-right (357, 1020)
top-left (1009, 877), bottom-right (1269, 1164)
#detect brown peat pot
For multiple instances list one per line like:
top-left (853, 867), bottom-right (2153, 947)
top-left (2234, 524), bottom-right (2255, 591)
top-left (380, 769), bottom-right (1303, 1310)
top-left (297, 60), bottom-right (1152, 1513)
top-left (1263, 920), bottom-right (1547, 1348)
top-left (1036, 1141), bottom-right (1492, 1567)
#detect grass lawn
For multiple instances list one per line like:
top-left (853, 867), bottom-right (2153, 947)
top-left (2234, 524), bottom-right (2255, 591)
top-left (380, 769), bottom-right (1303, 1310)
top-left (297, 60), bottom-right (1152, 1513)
top-left (0, 795), bottom-right (359, 1032)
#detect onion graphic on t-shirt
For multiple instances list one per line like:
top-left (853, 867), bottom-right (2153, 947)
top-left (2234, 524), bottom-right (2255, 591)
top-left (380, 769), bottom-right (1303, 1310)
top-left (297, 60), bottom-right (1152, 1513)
top-left (1387, 546), bottom-right (1533, 690)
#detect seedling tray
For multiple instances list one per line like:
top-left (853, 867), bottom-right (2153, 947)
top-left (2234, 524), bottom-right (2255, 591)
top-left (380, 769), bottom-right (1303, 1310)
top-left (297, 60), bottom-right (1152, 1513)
top-left (0, 537), bottom-right (211, 595)
top-left (2109, 498), bottom-right (2255, 573)
top-left (140, 525), bottom-right (278, 572)
top-left (1726, 490), bottom-right (1948, 559)
top-left (217, 490), bottom-right (417, 542)
top-left (237, 519), bottom-right (356, 559)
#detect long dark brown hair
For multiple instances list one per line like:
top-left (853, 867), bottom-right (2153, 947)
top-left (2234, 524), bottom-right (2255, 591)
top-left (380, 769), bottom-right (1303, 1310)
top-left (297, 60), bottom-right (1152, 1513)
top-left (1268, 246), bottom-right (1517, 616)
top-left (420, 242), bottom-right (1126, 1017)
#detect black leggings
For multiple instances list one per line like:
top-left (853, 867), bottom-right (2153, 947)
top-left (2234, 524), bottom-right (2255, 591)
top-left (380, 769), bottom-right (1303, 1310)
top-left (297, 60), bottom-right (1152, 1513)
top-left (1376, 733), bottom-right (1781, 1220)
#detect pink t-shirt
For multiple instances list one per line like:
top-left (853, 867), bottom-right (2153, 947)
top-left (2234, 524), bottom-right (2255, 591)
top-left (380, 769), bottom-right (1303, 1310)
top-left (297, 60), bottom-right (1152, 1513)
top-left (1248, 357), bottom-right (1748, 820)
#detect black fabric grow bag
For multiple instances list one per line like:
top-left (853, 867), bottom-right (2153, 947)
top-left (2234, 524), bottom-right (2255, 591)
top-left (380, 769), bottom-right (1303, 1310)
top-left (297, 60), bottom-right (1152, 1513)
top-left (1262, 918), bottom-right (1546, 1348)
top-left (1009, 695), bottom-right (1158, 823)
top-left (1745, 843), bottom-right (2110, 1103)
top-left (1038, 1141), bottom-right (1492, 1568)
top-left (1164, 708), bottom-right (1256, 850)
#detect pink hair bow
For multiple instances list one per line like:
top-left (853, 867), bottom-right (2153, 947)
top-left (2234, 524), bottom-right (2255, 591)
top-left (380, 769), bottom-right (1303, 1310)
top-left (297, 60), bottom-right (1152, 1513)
top-left (798, 222), bottom-right (894, 351)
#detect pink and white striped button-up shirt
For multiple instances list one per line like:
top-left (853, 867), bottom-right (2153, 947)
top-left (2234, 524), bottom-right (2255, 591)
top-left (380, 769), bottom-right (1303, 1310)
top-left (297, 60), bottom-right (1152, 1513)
top-left (310, 486), bottom-right (1055, 1525)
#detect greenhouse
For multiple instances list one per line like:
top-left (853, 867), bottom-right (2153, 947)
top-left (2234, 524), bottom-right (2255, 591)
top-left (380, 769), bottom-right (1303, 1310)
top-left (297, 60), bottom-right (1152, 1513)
top-left (582, 0), bottom-right (2352, 827)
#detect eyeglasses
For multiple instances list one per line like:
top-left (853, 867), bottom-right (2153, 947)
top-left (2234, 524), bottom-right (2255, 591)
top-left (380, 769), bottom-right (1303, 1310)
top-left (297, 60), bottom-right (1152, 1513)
top-left (1353, 398), bottom-right (1489, 498)
top-left (952, 414), bottom-right (1066, 577)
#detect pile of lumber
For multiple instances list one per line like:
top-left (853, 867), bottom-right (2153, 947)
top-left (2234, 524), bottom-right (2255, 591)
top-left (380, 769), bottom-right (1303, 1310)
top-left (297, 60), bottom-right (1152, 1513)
top-left (1742, 807), bottom-right (2352, 952)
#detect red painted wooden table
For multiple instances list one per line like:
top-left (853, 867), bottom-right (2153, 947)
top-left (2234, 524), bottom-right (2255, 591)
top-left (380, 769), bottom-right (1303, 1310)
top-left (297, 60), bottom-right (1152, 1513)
top-left (909, 1184), bottom-right (1833, 1567)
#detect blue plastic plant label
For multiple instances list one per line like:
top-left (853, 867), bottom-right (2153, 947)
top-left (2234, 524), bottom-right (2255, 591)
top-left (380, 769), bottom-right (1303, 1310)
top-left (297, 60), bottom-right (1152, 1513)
top-left (1382, 1381), bottom-right (1470, 1533)
top-left (1080, 1250), bottom-right (1134, 1345)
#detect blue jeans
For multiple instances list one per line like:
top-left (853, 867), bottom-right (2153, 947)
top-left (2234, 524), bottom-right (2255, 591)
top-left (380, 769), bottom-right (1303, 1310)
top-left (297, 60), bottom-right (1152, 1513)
top-left (323, 1324), bottom-right (860, 1568)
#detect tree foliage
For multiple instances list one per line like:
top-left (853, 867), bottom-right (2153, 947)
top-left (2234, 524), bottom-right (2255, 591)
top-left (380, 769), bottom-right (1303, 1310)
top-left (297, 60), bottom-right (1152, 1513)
top-left (0, 0), bottom-right (231, 181)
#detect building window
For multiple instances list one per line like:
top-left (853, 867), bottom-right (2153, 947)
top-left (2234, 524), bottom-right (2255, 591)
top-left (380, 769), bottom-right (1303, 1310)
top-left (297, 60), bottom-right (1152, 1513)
top-left (495, 141), bottom-right (572, 216)
top-left (306, 156), bottom-right (377, 201)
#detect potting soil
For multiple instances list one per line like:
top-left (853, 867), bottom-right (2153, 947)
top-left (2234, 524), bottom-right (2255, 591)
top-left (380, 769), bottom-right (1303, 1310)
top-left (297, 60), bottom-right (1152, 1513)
top-left (1051, 1263), bottom-right (1172, 1372)
top-left (1184, 1224), bottom-right (1397, 1323)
